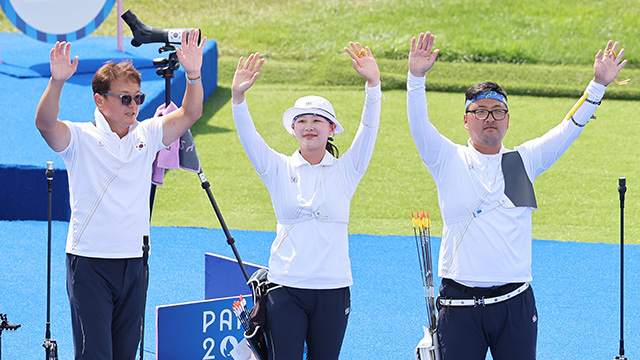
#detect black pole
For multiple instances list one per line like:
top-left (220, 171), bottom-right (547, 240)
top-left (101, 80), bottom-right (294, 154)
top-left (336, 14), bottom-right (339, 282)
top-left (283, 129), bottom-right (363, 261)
top-left (165, 73), bottom-right (172, 106)
top-left (43, 161), bottom-right (58, 359)
top-left (615, 177), bottom-right (627, 360)
top-left (198, 171), bottom-right (250, 281)
top-left (149, 45), bottom-right (251, 282)
top-left (139, 235), bottom-right (150, 360)
top-left (149, 47), bottom-right (178, 217)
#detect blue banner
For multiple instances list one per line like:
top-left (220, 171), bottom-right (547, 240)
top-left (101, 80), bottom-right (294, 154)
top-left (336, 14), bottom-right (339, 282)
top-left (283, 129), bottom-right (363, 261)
top-left (156, 296), bottom-right (254, 360)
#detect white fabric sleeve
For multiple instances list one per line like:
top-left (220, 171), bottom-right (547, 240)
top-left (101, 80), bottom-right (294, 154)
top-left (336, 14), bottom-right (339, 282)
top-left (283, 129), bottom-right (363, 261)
top-left (517, 80), bottom-right (607, 179)
top-left (232, 100), bottom-right (280, 175)
top-left (342, 83), bottom-right (382, 174)
top-left (407, 72), bottom-right (447, 166)
top-left (570, 80), bottom-right (606, 126)
top-left (140, 116), bottom-right (165, 152)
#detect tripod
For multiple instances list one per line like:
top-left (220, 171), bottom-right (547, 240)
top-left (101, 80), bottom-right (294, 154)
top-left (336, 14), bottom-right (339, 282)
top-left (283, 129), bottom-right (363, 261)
top-left (614, 177), bottom-right (627, 360)
top-left (1, 314), bottom-right (21, 360)
top-left (149, 44), bottom-right (180, 215)
top-left (149, 41), bottom-right (250, 281)
top-left (137, 43), bottom-right (182, 360)
top-left (140, 43), bottom-right (250, 360)
top-left (43, 161), bottom-right (58, 359)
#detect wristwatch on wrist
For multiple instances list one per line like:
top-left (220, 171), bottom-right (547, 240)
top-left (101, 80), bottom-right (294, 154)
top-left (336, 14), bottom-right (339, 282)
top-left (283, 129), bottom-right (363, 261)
top-left (187, 76), bottom-right (202, 85)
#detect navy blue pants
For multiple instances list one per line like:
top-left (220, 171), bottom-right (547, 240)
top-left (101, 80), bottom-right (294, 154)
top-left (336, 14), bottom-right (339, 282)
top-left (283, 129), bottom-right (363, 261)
top-left (265, 286), bottom-right (350, 360)
top-left (66, 254), bottom-right (146, 360)
top-left (437, 279), bottom-right (538, 360)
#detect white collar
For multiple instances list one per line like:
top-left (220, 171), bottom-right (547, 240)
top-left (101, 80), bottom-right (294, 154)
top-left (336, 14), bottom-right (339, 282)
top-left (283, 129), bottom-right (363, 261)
top-left (290, 149), bottom-right (335, 167)
top-left (466, 138), bottom-right (507, 158)
top-left (93, 107), bottom-right (137, 136)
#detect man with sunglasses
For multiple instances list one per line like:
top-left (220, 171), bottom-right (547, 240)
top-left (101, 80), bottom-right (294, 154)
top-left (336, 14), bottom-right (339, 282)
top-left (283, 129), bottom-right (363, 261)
top-left (35, 29), bottom-right (206, 359)
top-left (406, 31), bottom-right (627, 359)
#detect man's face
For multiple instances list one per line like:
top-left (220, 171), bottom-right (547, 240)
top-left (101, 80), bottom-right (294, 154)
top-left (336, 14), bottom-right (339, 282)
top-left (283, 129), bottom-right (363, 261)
top-left (95, 77), bottom-right (141, 137)
top-left (464, 98), bottom-right (509, 154)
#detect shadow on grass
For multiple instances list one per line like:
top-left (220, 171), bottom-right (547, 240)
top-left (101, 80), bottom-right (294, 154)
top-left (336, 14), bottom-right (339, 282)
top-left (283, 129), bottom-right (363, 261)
top-left (192, 86), bottom-right (233, 136)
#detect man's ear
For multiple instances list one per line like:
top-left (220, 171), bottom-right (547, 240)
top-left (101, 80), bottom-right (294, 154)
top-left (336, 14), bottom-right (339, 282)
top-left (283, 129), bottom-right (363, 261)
top-left (463, 114), bottom-right (470, 131)
top-left (94, 93), bottom-right (103, 108)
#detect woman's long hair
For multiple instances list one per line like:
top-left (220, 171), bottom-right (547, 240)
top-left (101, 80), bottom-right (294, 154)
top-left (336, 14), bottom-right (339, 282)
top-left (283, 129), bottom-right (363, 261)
top-left (326, 141), bottom-right (339, 158)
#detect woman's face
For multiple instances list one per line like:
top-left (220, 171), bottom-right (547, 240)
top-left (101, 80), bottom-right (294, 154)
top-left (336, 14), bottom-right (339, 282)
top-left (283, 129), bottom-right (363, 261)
top-left (291, 114), bottom-right (337, 152)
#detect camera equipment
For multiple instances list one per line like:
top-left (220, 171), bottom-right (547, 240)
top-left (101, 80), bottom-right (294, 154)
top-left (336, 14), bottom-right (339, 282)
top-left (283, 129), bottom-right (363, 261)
top-left (0, 314), bottom-right (21, 360)
top-left (122, 11), bottom-right (256, 358)
top-left (121, 10), bottom-right (200, 47)
top-left (614, 177), bottom-right (628, 360)
top-left (43, 161), bottom-right (58, 360)
top-left (121, 9), bottom-right (199, 215)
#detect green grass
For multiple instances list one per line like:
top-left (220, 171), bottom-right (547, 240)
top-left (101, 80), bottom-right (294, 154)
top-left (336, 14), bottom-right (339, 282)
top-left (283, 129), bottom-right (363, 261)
top-left (150, 84), bottom-right (640, 244)
top-left (5, 0), bottom-right (638, 95)
top-left (3, 0), bottom-right (639, 243)
top-left (91, 0), bottom-right (640, 98)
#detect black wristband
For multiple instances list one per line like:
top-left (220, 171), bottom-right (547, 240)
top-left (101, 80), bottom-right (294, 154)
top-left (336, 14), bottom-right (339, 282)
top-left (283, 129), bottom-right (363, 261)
top-left (570, 116), bottom-right (586, 127)
top-left (584, 98), bottom-right (601, 106)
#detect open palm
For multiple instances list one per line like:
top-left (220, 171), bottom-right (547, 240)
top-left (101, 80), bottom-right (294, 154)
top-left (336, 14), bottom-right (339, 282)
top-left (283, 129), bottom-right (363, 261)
top-left (231, 53), bottom-right (265, 103)
top-left (409, 31), bottom-right (439, 77)
top-left (49, 42), bottom-right (78, 82)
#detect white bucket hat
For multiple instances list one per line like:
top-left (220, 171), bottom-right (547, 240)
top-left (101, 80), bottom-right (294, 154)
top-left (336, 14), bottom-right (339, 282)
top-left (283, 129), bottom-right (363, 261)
top-left (282, 95), bottom-right (344, 136)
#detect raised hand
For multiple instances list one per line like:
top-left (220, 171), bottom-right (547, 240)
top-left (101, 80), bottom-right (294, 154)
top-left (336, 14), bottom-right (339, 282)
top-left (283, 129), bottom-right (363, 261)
top-left (593, 40), bottom-right (628, 86)
top-left (49, 42), bottom-right (78, 82)
top-left (231, 53), bottom-right (265, 104)
top-left (344, 42), bottom-right (380, 87)
top-left (409, 31), bottom-right (439, 78)
top-left (176, 29), bottom-right (207, 79)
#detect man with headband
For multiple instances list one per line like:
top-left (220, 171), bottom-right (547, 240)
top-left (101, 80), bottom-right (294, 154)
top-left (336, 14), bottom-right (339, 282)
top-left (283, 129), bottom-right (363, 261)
top-left (406, 31), bottom-right (627, 359)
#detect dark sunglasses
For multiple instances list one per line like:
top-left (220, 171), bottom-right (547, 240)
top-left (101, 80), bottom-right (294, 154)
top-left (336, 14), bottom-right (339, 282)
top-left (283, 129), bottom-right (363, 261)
top-left (102, 92), bottom-right (146, 106)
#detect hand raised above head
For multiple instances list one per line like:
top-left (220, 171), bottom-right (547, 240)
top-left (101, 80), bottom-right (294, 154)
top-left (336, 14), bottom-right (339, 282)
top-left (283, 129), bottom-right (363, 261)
top-left (231, 53), bottom-right (265, 104)
top-left (593, 40), bottom-right (628, 86)
top-left (409, 31), bottom-right (439, 78)
top-left (49, 41), bottom-right (79, 82)
top-left (345, 42), bottom-right (380, 87)
top-left (176, 29), bottom-right (207, 79)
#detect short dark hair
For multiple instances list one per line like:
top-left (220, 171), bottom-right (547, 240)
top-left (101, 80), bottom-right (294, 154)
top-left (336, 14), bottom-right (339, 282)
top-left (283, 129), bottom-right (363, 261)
top-left (92, 60), bottom-right (141, 95)
top-left (465, 82), bottom-right (508, 101)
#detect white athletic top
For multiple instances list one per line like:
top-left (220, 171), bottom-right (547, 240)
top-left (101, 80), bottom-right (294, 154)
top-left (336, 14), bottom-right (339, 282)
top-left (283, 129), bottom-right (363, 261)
top-left (58, 108), bottom-right (164, 258)
top-left (407, 73), bottom-right (605, 285)
top-left (233, 84), bottom-right (382, 289)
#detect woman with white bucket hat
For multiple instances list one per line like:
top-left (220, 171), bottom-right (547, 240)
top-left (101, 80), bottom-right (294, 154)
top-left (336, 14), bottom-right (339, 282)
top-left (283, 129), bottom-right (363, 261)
top-left (231, 41), bottom-right (381, 359)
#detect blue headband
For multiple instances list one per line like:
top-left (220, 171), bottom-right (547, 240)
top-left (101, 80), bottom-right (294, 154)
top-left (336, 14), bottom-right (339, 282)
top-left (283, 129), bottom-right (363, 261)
top-left (465, 91), bottom-right (508, 110)
top-left (292, 113), bottom-right (334, 125)
top-left (293, 113), bottom-right (336, 142)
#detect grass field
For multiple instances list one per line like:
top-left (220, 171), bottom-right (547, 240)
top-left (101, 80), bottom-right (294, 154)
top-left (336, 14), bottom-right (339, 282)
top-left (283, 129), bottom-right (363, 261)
top-left (2, 0), bottom-right (638, 243)
top-left (148, 82), bottom-right (640, 243)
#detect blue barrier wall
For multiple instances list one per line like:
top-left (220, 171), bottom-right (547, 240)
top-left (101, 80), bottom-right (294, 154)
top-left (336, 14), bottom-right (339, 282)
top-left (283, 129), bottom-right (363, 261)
top-left (0, 33), bottom-right (218, 220)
